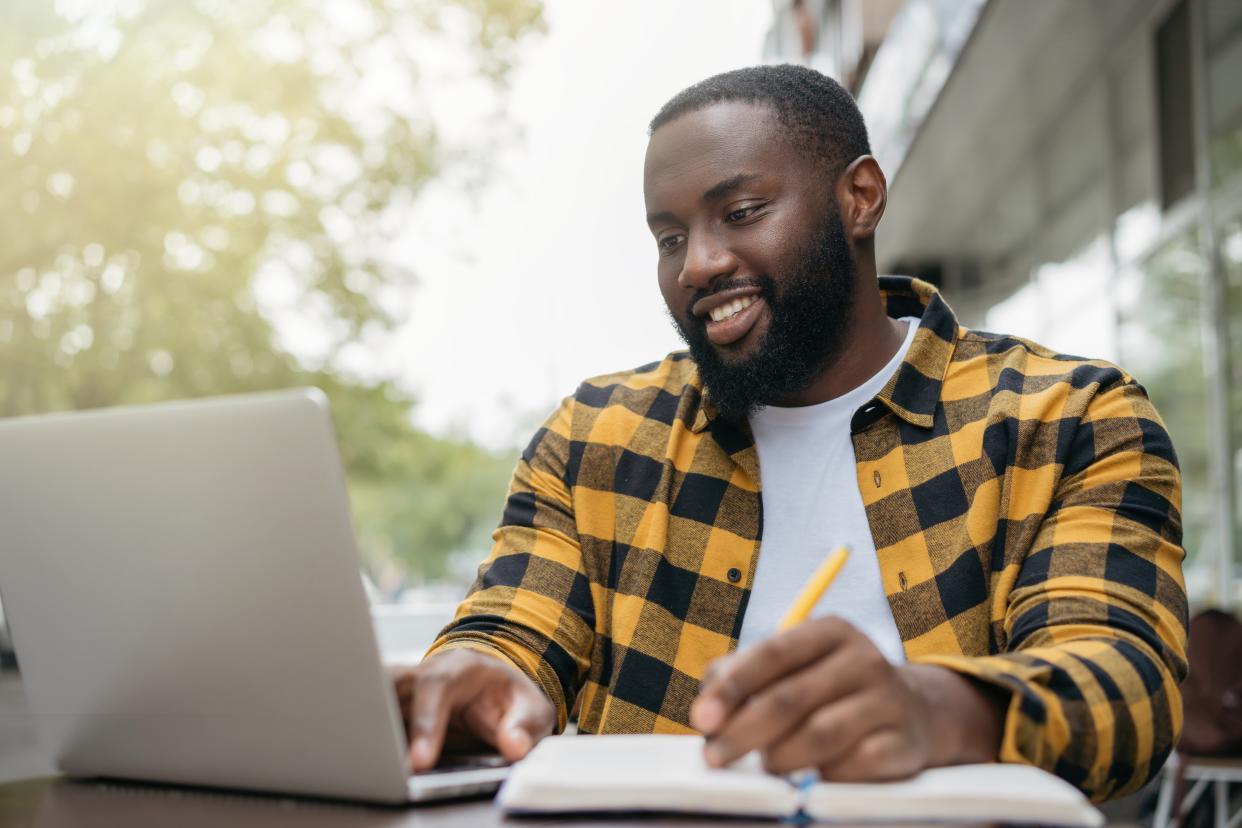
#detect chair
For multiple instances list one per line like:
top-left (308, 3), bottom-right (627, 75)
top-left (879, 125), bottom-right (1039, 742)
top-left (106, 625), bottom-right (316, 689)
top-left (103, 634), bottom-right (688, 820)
top-left (1152, 752), bottom-right (1242, 828)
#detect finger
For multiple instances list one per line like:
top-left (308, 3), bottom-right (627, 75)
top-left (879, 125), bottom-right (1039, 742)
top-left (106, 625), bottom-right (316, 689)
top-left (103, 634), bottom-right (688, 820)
top-left (818, 728), bottom-right (922, 783)
top-left (391, 669), bottom-right (415, 738)
top-left (761, 691), bottom-right (880, 774)
top-left (495, 685), bottom-right (556, 761)
top-left (407, 675), bottom-right (454, 772)
top-left (703, 647), bottom-right (876, 767)
top-left (456, 687), bottom-right (508, 749)
top-left (693, 618), bottom-right (854, 733)
top-left (689, 656), bottom-right (736, 733)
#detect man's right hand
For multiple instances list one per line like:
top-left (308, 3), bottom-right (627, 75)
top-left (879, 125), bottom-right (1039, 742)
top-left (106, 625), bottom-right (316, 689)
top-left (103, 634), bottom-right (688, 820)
top-left (392, 648), bottom-right (556, 772)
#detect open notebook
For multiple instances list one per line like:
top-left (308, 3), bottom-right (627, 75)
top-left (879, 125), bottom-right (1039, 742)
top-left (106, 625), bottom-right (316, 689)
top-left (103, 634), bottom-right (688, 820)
top-left (498, 735), bottom-right (1104, 826)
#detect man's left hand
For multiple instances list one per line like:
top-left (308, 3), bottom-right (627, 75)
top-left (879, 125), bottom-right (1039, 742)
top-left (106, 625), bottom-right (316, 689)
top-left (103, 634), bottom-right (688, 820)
top-left (689, 617), bottom-right (1004, 780)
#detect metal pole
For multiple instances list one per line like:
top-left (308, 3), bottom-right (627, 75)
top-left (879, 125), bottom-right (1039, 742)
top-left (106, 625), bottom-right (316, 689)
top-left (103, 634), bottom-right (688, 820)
top-left (1189, 0), bottom-right (1236, 608)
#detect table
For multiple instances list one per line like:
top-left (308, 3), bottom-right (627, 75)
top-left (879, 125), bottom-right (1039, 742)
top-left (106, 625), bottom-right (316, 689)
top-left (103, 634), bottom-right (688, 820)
top-left (0, 775), bottom-right (794, 827)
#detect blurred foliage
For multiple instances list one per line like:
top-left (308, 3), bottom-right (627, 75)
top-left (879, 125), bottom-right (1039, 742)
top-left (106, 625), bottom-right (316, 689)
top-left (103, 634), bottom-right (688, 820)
top-left (327, 376), bottom-right (517, 583)
top-left (0, 0), bottom-right (540, 585)
top-left (1227, 222), bottom-right (1242, 563)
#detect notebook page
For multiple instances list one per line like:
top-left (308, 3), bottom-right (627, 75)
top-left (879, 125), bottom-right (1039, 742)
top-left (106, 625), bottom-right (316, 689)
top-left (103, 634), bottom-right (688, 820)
top-left (498, 734), bottom-right (798, 817)
top-left (803, 763), bottom-right (1104, 826)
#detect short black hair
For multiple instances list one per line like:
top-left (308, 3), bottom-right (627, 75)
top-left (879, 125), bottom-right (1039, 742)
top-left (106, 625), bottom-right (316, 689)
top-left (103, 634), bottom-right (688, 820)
top-left (649, 64), bottom-right (871, 177)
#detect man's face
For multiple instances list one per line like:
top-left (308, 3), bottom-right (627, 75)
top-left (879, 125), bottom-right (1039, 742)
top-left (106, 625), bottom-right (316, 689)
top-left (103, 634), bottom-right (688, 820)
top-left (643, 101), bottom-right (858, 421)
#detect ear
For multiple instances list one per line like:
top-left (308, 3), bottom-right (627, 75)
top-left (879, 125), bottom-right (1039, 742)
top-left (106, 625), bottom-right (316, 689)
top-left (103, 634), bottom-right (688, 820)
top-left (835, 155), bottom-right (887, 241)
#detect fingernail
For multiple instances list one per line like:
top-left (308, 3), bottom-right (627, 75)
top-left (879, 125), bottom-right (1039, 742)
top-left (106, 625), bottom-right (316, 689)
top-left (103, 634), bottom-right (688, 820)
top-left (412, 738), bottom-right (432, 768)
top-left (703, 741), bottom-right (724, 767)
top-left (507, 727), bottom-right (531, 756)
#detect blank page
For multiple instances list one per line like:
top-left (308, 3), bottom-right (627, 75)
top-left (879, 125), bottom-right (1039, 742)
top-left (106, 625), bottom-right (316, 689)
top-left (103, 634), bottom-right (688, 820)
top-left (803, 763), bottom-right (1104, 826)
top-left (498, 734), bottom-right (798, 817)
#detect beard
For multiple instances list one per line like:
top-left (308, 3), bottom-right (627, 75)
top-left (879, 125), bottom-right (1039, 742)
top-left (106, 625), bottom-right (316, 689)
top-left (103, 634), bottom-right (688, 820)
top-left (670, 205), bottom-right (858, 422)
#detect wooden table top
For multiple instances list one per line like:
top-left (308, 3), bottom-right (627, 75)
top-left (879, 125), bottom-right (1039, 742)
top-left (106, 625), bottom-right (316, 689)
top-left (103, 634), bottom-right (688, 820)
top-left (0, 775), bottom-right (791, 828)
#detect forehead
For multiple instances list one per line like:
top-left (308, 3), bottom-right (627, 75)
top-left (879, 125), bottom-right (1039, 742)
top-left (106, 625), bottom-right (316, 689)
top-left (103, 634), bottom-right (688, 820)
top-left (643, 101), bottom-right (807, 208)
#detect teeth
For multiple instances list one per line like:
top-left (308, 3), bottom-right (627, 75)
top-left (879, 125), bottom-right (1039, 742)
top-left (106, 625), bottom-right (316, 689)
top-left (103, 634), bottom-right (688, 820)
top-left (709, 295), bottom-right (757, 322)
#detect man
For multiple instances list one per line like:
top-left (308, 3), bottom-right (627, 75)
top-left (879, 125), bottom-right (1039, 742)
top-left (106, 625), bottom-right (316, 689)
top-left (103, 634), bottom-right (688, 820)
top-left (395, 65), bottom-right (1188, 802)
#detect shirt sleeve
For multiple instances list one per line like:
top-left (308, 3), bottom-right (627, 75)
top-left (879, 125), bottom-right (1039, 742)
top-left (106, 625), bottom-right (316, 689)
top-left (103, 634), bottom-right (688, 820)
top-left (914, 375), bottom-right (1189, 801)
top-left (422, 395), bottom-right (595, 731)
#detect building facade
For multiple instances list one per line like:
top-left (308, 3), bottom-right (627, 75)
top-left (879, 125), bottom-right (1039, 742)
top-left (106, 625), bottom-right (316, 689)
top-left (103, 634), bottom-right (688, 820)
top-left (767, 0), bottom-right (1242, 605)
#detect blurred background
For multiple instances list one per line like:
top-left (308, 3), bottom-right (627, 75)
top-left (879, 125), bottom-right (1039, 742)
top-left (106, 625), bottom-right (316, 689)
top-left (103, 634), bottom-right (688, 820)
top-left (1, 0), bottom-right (1240, 795)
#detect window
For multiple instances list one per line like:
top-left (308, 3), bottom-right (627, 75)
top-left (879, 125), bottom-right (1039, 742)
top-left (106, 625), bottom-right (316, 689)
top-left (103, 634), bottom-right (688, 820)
top-left (1156, 0), bottom-right (1196, 209)
top-left (1206, 0), bottom-right (1242, 184)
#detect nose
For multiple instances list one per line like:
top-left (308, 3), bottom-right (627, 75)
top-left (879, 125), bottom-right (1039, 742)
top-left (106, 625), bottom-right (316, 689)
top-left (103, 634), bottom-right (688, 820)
top-left (678, 229), bottom-right (738, 291)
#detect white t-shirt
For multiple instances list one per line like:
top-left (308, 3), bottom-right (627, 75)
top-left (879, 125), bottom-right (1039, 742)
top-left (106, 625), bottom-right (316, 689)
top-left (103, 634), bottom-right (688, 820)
top-left (737, 318), bottom-right (919, 662)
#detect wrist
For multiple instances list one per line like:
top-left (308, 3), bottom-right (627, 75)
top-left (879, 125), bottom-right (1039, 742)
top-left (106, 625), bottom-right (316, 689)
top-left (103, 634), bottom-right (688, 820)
top-left (899, 663), bottom-right (1004, 767)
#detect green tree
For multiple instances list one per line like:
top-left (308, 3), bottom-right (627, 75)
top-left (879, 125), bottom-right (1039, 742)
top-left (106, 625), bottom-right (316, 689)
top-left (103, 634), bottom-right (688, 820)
top-left (0, 0), bottom-right (539, 583)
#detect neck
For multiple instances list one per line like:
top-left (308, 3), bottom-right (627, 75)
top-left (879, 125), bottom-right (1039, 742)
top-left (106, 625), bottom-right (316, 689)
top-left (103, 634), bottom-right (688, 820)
top-left (769, 275), bottom-right (908, 408)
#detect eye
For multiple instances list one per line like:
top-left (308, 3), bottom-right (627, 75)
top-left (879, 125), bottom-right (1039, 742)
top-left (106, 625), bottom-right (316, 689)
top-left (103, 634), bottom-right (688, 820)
top-left (657, 233), bottom-right (685, 254)
top-left (725, 203), bottom-right (764, 223)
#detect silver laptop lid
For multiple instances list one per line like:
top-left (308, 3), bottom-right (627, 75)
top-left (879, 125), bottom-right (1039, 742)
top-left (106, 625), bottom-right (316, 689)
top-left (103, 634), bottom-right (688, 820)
top-left (0, 389), bottom-right (411, 803)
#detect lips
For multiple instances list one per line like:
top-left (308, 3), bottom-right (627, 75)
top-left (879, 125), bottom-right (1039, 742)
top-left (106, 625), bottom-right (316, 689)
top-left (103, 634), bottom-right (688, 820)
top-left (704, 295), bottom-right (766, 346)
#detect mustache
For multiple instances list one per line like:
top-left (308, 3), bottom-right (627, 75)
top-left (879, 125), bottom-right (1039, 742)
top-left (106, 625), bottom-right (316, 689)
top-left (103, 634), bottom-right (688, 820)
top-left (682, 276), bottom-right (770, 322)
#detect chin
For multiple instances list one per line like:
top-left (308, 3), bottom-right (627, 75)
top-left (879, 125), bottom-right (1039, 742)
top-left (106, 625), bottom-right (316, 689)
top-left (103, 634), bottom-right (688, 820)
top-left (718, 319), bottom-right (770, 360)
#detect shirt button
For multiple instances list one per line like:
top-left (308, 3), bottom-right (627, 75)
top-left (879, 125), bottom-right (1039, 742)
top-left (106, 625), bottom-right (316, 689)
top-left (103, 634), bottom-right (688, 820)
top-left (873, 471), bottom-right (882, 488)
top-left (726, 567), bottom-right (742, 583)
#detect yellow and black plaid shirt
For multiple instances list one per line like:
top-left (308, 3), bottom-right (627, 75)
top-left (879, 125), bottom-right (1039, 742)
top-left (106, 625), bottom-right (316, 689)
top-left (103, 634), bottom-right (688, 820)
top-left (427, 276), bottom-right (1188, 801)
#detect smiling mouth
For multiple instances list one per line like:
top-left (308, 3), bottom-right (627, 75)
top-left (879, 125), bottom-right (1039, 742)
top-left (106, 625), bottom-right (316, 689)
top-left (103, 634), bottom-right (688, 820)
top-left (707, 295), bottom-right (759, 322)
top-left (704, 295), bottom-right (766, 346)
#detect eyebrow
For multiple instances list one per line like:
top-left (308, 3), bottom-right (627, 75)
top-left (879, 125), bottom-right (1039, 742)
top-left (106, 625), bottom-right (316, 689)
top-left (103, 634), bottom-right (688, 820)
top-left (701, 173), bottom-right (760, 203)
top-left (645, 173), bottom-right (762, 228)
top-left (646, 209), bottom-right (676, 228)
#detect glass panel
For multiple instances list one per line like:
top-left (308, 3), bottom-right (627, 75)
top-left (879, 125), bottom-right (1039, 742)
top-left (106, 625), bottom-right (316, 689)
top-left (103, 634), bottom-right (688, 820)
top-left (1118, 233), bottom-right (1214, 593)
top-left (1111, 43), bottom-right (1158, 227)
top-left (984, 277), bottom-right (1042, 343)
top-left (1207, 0), bottom-right (1242, 186)
top-left (1034, 236), bottom-right (1117, 363)
top-left (982, 236), bottom-right (1117, 363)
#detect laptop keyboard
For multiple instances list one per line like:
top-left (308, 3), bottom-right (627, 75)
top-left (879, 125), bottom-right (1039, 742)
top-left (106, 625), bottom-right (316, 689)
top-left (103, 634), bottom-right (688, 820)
top-left (417, 753), bottom-right (509, 775)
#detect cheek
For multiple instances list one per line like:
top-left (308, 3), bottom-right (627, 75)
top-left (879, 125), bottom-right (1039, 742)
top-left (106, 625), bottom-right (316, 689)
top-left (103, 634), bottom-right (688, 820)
top-left (657, 262), bottom-right (689, 317)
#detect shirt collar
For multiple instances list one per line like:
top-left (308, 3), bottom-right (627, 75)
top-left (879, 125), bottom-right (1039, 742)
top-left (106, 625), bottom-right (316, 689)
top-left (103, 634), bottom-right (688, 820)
top-left (690, 276), bottom-right (959, 434)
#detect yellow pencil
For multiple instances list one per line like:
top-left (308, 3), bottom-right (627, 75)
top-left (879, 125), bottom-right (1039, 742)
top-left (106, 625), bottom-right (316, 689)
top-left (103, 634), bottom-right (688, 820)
top-left (776, 546), bottom-right (850, 632)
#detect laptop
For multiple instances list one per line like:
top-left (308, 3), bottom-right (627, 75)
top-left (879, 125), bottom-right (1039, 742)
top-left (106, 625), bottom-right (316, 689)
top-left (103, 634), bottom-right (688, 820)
top-left (0, 389), bottom-right (509, 804)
